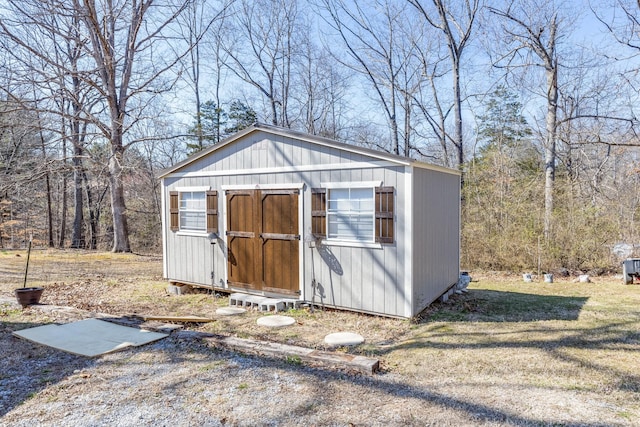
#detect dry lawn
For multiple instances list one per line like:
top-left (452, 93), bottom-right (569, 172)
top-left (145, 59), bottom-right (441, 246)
top-left (1, 249), bottom-right (640, 426)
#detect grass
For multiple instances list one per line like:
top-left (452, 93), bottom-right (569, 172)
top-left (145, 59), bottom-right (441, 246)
top-left (1, 250), bottom-right (639, 424)
top-left (385, 276), bottom-right (640, 419)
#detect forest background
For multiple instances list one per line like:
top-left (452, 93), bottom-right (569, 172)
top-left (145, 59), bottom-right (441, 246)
top-left (1, 0), bottom-right (640, 274)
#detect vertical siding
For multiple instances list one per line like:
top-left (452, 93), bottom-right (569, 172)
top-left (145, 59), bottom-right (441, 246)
top-left (411, 167), bottom-right (461, 315)
top-left (298, 165), bottom-right (405, 318)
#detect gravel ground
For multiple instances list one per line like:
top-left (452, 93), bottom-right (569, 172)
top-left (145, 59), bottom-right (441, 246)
top-left (1, 300), bottom-right (634, 427)
top-left (0, 305), bottom-right (485, 427)
top-left (2, 250), bottom-right (639, 426)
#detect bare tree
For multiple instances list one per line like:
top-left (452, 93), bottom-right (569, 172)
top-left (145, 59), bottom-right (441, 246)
top-left (177, 0), bottom-right (232, 149)
top-left (297, 34), bottom-right (350, 139)
top-left (0, 0), bottom-right (214, 252)
top-left (489, 0), bottom-right (564, 240)
top-left (78, 0), bottom-right (198, 252)
top-left (319, 0), bottom-right (409, 154)
top-left (222, 0), bottom-right (300, 127)
top-left (409, 0), bottom-right (480, 171)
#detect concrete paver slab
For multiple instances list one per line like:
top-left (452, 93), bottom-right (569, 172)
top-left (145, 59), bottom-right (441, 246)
top-left (324, 332), bottom-right (365, 347)
top-left (256, 315), bottom-right (296, 328)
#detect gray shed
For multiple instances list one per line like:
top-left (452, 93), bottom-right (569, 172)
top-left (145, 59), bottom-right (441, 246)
top-left (158, 124), bottom-right (460, 318)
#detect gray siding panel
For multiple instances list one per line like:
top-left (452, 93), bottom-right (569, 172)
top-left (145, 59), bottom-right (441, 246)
top-left (411, 168), bottom-right (460, 315)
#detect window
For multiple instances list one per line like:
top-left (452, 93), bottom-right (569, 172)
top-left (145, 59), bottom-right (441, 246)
top-left (179, 191), bottom-right (206, 230)
top-left (311, 184), bottom-right (394, 244)
top-left (169, 190), bottom-right (218, 233)
top-left (327, 188), bottom-right (374, 242)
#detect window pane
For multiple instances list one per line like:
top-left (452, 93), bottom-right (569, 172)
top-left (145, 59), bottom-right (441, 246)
top-left (179, 191), bottom-right (206, 231)
top-left (180, 211), bottom-right (206, 230)
top-left (327, 187), bottom-right (374, 242)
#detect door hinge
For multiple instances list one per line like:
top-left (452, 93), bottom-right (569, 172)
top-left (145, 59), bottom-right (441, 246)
top-left (211, 272), bottom-right (215, 279)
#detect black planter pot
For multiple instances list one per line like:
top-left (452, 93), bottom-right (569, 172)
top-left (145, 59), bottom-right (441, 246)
top-left (15, 287), bottom-right (44, 308)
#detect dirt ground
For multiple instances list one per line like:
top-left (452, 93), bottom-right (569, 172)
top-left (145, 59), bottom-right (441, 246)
top-left (1, 249), bottom-right (639, 426)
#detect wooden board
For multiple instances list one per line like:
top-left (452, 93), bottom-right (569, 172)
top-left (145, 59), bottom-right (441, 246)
top-left (140, 315), bottom-right (215, 323)
top-left (205, 335), bottom-right (379, 375)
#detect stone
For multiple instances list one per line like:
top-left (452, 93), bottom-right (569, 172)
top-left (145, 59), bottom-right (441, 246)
top-left (324, 332), bottom-right (365, 347)
top-left (256, 315), bottom-right (296, 328)
top-left (216, 307), bottom-right (246, 316)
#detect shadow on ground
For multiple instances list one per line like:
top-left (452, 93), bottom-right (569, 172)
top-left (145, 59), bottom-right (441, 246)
top-left (418, 289), bottom-right (588, 322)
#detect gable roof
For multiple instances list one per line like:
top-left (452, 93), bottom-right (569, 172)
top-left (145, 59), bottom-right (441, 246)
top-left (158, 123), bottom-right (460, 178)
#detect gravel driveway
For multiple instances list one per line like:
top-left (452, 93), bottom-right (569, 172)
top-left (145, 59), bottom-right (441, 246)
top-left (0, 301), bottom-right (559, 427)
top-left (1, 318), bottom-right (476, 427)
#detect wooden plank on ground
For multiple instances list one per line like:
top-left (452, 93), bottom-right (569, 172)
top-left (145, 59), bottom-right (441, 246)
top-left (141, 315), bottom-right (215, 323)
top-left (204, 335), bottom-right (379, 375)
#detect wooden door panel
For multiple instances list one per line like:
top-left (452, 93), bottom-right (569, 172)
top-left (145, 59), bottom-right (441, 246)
top-left (226, 191), bottom-right (259, 290)
top-left (260, 192), bottom-right (299, 295)
top-left (227, 191), bottom-right (255, 232)
top-left (261, 238), bottom-right (299, 295)
top-left (227, 236), bottom-right (256, 289)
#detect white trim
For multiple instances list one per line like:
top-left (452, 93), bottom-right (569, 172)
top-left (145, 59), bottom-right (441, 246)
top-left (412, 161), bottom-right (462, 176)
top-left (175, 186), bottom-right (210, 192)
top-left (320, 180), bottom-right (382, 189)
top-left (176, 231), bottom-right (210, 237)
top-left (161, 178), bottom-right (167, 279)
top-left (320, 240), bottom-right (382, 249)
top-left (221, 182), bottom-right (304, 191)
top-left (167, 161), bottom-right (397, 179)
top-left (457, 173), bottom-right (462, 281)
top-left (220, 190), bottom-right (228, 291)
top-left (298, 188), bottom-right (305, 301)
top-left (404, 166), bottom-right (413, 318)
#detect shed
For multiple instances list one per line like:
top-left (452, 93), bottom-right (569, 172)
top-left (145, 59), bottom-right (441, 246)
top-left (158, 123), bottom-right (460, 318)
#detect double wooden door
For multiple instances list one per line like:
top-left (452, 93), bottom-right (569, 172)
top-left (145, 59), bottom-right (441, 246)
top-left (226, 189), bottom-right (299, 295)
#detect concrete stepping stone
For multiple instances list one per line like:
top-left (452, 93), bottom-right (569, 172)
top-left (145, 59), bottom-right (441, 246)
top-left (216, 307), bottom-right (246, 316)
top-left (256, 315), bottom-right (296, 328)
top-left (324, 332), bottom-right (364, 347)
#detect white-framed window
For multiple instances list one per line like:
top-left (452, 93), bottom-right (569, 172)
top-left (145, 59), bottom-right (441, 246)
top-left (327, 187), bottom-right (375, 242)
top-left (169, 187), bottom-right (218, 234)
top-left (311, 181), bottom-right (394, 247)
top-left (179, 191), bottom-right (206, 231)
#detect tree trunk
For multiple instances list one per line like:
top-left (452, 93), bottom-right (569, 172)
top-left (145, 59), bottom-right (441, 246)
top-left (543, 64), bottom-right (558, 240)
top-left (108, 139), bottom-right (131, 253)
top-left (37, 115), bottom-right (54, 248)
top-left (58, 121), bottom-right (68, 248)
top-left (82, 168), bottom-right (98, 250)
top-left (70, 145), bottom-right (84, 248)
top-left (453, 59), bottom-right (463, 172)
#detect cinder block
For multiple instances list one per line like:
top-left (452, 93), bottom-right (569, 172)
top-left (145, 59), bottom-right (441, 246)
top-left (243, 295), bottom-right (267, 309)
top-left (229, 293), bottom-right (249, 306)
top-left (281, 299), bottom-right (301, 309)
top-left (259, 299), bottom-right (285, 312)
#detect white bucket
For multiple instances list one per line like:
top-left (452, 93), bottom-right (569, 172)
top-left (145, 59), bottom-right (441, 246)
top-left (544, 273), bottom-right (553, 283)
